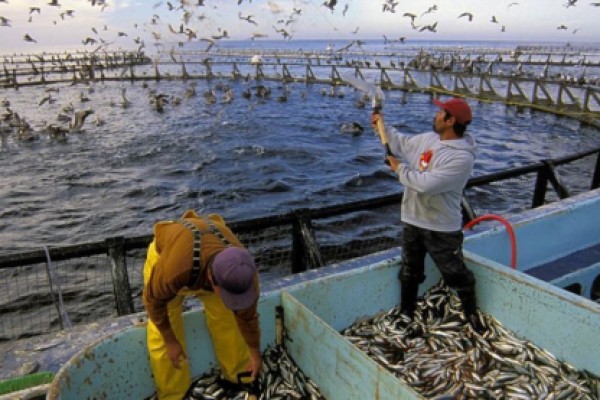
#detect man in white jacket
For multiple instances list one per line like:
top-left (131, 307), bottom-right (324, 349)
top-left (371, 97), bottom-right (484, 333)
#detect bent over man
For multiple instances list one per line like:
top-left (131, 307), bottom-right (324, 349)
top-left (372, 97), bottom-right (483, 333)
top-left (143, 210), bottom-right (261, 400)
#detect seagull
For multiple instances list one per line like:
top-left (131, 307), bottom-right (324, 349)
top-left (564, 0), bottom-right (577, 7)
top-left (273, 26), bottom-right (292, 39)
top-left (382, 0), bottom-right (398, 13)
top-left (249, 32), bottom-right (268, 40)
top-left (557, 24), bottom-right (568, 30)
top-left (322, 0), bottom-right (337, 12)
top-left (38, 94), bottom-right (56, 106)
top-left (69, 109), bottom-right (94, 133)
top-left (403, 12), bottom-right (417, 23)
top-left (211, 29), bottom-right (229, 40)
top-left (491, 15), bottom-right (499, 23)
top-left (419, 22), bottom-right (438, 32)
top-left (29, 7), bottom-right (41, 14)
top-left (203, 90), bottom-right (216, 105)
top-left (458, 12), bottom-right (473, 21)
top-left (48, 0), bottom-right (61, 6)
top-left (507, 2), bottom-right (519, 8)
top-left (184, 29), bottom-right (196, 41)
top-left (0, 16), bottom-right (11, 26)
top-left (238, 12), bottom-right (258, 25)
top-left (200, 37), bottom-right (216, 52)
top-left (421, 5), bottom-right (438, 17)
top-left (24, 34), bottom-right (37, 43)
top-left (118, 88), bottom-right (131, 108)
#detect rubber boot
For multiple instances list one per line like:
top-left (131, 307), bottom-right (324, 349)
top-left (457, 288), bottom-right (485, 334)
top-left (400, 281), bottom-right (419, 320)
top-left (396, 280), bottom-right (422, 337)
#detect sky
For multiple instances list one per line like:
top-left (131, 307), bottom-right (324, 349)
top-left (0, 0), bottom-right (599, 54)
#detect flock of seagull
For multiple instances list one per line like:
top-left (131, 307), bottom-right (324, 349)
top-left (0, 74), bottom-right (376, 146)
top-left (0, 0), bottom-right (598, 54)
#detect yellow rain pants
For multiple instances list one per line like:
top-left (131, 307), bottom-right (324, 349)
top-left (144, 241), bottom-right (250, 400)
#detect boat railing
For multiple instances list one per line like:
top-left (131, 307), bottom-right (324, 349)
top-left (0, 146), bottom-right (599, 342)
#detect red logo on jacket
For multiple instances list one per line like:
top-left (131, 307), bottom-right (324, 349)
top-left (419, 149), bottom-right (433, 171)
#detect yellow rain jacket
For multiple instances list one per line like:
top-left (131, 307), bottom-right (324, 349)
top-left (143, 211), bottom-right (260, 400)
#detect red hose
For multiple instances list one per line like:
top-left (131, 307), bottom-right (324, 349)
top-left (463, 214), bottom-right (517, 269)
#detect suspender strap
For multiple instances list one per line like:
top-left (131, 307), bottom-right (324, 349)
top-left (178, 219), bottom-right (203, 287)
top-left (202, 216), bottom-right (232, 247)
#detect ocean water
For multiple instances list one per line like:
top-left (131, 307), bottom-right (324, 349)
top-left (0, 39), bottom-right (599, 255)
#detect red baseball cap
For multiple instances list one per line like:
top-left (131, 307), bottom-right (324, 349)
top-left (433, 97), bottom-right (472, 125)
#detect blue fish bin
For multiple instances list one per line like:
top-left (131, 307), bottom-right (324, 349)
top-left (48, 191), bottom-right (600, 399)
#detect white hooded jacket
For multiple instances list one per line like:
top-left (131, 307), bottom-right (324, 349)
top-left (386, 126), bottom-right (477, 232)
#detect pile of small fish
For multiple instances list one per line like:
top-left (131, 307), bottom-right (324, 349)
top-left (186, 344), bottom-right (326, 400)
top-left (341, 281), bottom-right (600, 399)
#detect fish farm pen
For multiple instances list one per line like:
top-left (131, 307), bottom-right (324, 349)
top-left (0, 145), bottom-right (599, 343)
top-left (1, 45), bottom-right (599, 128)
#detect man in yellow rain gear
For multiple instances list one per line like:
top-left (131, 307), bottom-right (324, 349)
top-left (143, 210), bottom-right (261, 400)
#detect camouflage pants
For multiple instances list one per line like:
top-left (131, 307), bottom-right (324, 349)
top-left (398, 223), bottom-right (475, 291)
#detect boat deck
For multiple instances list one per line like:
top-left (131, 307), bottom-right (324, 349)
top-left (528, 242), bottom-right (600, 281)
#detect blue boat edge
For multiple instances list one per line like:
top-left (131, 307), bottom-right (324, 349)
top-left (45, 189), bottom-right (600, 399)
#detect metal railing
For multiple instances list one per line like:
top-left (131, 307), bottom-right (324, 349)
top-left (0, 146), bottom-right (599, 342)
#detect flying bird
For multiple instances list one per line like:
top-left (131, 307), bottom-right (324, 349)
top-left (491, 15), bottom-right (499, 23)
top-left (211, 29), bottom-right (229, 40)
top-left (507, 2), bottom-right (519, 8)
top-left (24, 34), bottom-right (37, 42)
top-left (200, 37), bottom-right (216, 52)
top-left (238, 12), bottom-right (258, 25)
top-left (249, 32), bottom-right (268, 40)
top-left (323, 0), bottom-right (337, 12)
top-left (458, 12), bottom-right (473, 21)
top-left (419, 22), bottom-right (438, 32)
top-left (403, 12), bottom-right (417, 23)
top-left (273, 26), bottom-right (292, 39)
top-left (421, 5), bottom-right (438, 17)
top-left (382, 0), bottom-right (399, 13)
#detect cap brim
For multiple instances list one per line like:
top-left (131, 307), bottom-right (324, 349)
top-left (432, 99), bottom-right (444, 108)
top-left (219, 281), bottom-right (257, 311)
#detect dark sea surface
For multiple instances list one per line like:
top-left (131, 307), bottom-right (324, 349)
top-left (1, 39), bottom-right (599, 255)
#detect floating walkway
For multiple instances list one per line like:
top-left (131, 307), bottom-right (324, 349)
top-left (1, 47), bottom-right (599, 128)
